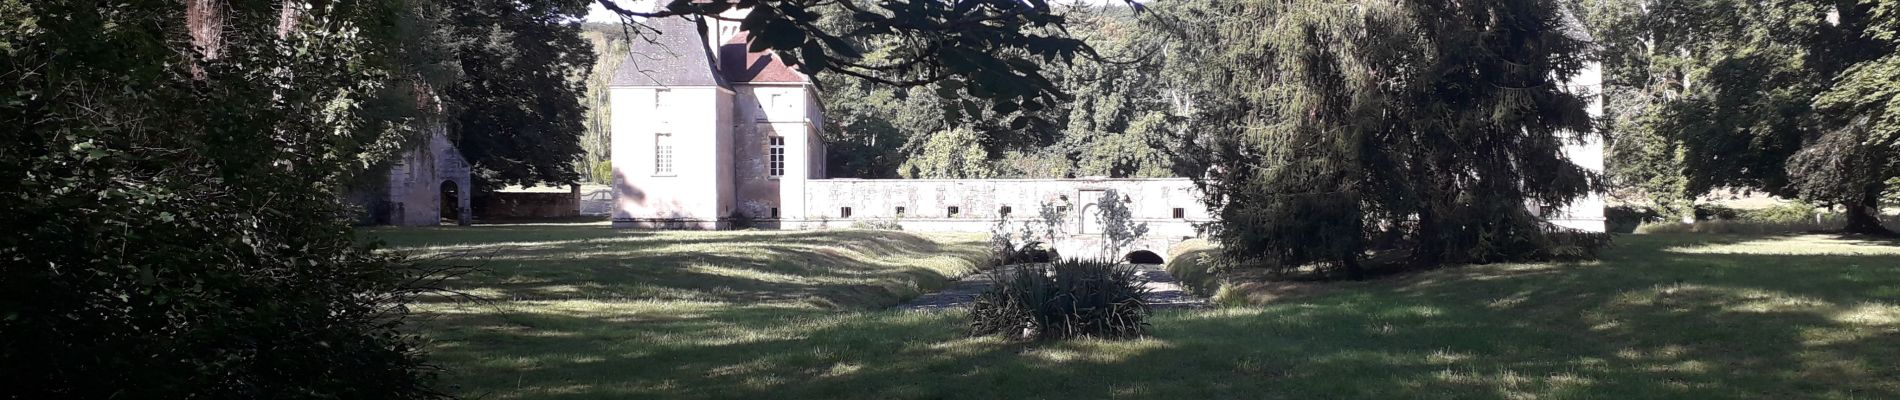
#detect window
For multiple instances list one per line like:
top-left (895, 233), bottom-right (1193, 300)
top-left (839, 207), bottom-right (853, 218)
top-left (947, 206), bottom-right (960, 217)
top-left (770, 207), bottom-right (779, 219)
top-left (654, 89), bottom-right (673, 130)
top-left (767, 136), bottom-right (786, 177)
top-left (653, 133), bottom-right (674, 176)
top-left (895, 206), bottom-right (906, 216)
top-left (1172, 208), bottom-right (1186, 219)
top-left (999, 206), bottom-right (1012, 217)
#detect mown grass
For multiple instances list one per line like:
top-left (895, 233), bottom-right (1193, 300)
top-left (372, 226), bottom-right (1900, 399)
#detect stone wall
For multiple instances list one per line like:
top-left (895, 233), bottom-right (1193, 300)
top-left (475, 190), bottom-right (580, 220)
top-left (798, 178), bottom-right (1213, 261)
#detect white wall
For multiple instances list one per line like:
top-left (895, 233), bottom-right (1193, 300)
top-left (1554, 61), bottom-right (1607, 232)
top-left (611, 85), bottom-right (730, 228)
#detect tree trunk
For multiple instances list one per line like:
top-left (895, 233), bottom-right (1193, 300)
top-left (1841, 189), bottom-right (1894, 236)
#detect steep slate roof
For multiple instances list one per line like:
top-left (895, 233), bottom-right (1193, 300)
top-left (719, 34), bottom-right (809, 83)
top-left (610, 18), bottom-right (728, 88)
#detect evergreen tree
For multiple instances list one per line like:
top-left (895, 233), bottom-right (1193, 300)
top-left (1161, 0), bottom-right (1604, 277)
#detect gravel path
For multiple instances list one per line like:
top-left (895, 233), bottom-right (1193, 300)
top-left (897, 264), bottom-right (1208, 311)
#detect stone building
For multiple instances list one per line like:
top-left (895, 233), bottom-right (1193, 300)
top-left (607, 14), bottom-right (1607, 261)
top-left (354, 124), bottom-right (473, 227)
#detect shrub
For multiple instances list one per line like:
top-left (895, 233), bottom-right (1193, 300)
top-left (848, 217), bottom-right (904, 231)
top-left (1163, 240), bottom-right (1224, 296)
top-left (1694, 204), bottom-right (1743, 221)
top-left (987, 232), bottom-right (1053, 266)
top-left (1606, 205), bottom-right (1665, 233)
top-left (969, 259), bottom-right (1151, 340)
top-left (1736, 203), bottom-right (1819, 224)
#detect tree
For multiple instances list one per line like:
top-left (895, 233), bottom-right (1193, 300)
top-left (1160, 0), bottom-right (1603, 278)
top-left (899, 127), bottom-right (995, 178)
top-left (1591, 0), bottom-right (1899, 234)
top-left (579, 23), bottom-right (632, 184)
top-left (812, 4), bottom-right (1180, 179)
top-left (446, 0), bottom-right (596, 190)
top-left (602, 0), bottom-right (1116, 145)
top-left (2, 0), bottom-right (452, 397)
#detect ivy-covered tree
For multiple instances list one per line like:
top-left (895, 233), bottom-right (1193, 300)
top-left (1161, 0), bottom-right (1603, 278)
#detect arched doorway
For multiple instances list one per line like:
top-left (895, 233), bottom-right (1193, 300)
top-left (1124, 250), bottom-right (1164, 265)
top-left (440, 180), bottom-right (460, 224)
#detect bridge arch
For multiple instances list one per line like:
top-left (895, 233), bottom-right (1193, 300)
top-left (1124, 250), bottom-right (1164, 265)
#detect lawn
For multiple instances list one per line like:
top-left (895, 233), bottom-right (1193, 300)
top-left (367, 226), bottom-right (1900, 399)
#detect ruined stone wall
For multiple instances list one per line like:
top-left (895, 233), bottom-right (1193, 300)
top-left (800, 178), bottom-right (1213, 260)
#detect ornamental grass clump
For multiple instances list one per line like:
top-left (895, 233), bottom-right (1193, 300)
top-left (969, 259), bottom-right (1150, 340)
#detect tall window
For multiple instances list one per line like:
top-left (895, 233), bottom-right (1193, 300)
top-left (653, 133), bottom-right (674, 176)
top-left (767, 136), bottom-right (785, 177)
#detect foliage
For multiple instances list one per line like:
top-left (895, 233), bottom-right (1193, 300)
top-left (1092, 189), bottom-right (1148, 257)
top-left (0, 0), bottom-right (452, 397)
top-left (1734, 203), bottom-right (1821, 224)
top-left (1585, 0), bottom-right (1900, 234)
top-left (577, 24), bottom-right (628, 184)
top-left (988, 215), bottom-right (1055, 265)
top-left (604, 0), bottom-right (1118, 139)
top-left (969, 259), bottom-right (1150, 341)
top-left (898, 126), bottom-right (996, 179)
top-left (816, 6), bottom-right (1182, 179)
top-left (1607, 205), bottom-right (1666, 234)
top-left (591, 160), bottom-right (613, 185)
top-left (445, 0), bottom-right (595, 191)
top-left (1158, 0), bottom-right (1602, 278)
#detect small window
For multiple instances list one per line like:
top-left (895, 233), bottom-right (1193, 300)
top-left (767, 136), bottom-right (786, 177)
top-left (947, 206), bottom-right (960, 217)
top-left (999, 206), bottom-right (1012, 217)
top-left (654, 89), bottom-right (673, 130)
top-left (1172, 208), bottom-right (1185, 219)
top-left (654, 133), bottom-right (674, 176)
top-left (770, 207), bottom-right (779, 219)
top-left (895, 206), bottom-right (906, 216)
top-left (839, 207), bottom-right (853, 218)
